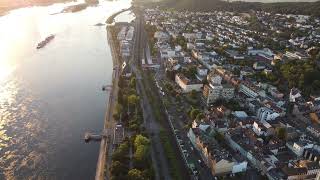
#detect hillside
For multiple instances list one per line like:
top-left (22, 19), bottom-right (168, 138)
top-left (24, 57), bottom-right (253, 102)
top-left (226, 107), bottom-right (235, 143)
top-left (156, 0), bottom-right (320, 16)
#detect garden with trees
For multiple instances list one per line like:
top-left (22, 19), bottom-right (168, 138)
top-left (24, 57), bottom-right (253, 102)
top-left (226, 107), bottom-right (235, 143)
top-left (110, 74), bottom-right (154, 180)
top-left (248, 59), bottom-right (320, 97)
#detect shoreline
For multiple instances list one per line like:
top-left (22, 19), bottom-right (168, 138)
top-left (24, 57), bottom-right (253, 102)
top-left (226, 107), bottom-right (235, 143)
top-left (95, 8), bottom-right (127, 180)
top-left (0, 0), bottom-right (74, 16)
top-left (105, 7), bottom-right (132, 24)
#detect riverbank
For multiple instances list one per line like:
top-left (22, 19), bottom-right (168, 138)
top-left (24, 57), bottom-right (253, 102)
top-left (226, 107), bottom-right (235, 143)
top-left (0, 0), bottom-right (100, 16)
top-left (105, 7), bottom-right (132, 24)
top-left (95, 9), bottom-right (125, 180)
top-left (0, 0), bottom-right (73, 16)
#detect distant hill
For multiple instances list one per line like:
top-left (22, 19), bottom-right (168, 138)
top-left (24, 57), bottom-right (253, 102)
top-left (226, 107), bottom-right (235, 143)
top-left (158, 0), bottom-right (320, 16)
top-left (227, 0), bottom-right (318, 2)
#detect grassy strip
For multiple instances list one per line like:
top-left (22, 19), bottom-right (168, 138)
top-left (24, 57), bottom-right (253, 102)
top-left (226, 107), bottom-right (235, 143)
top-left (159, 129), bottom-right (182, 180)
top-left (141, 71), bottom-right (163, 123)
top-left (141, 71), bottom-right (183, 180)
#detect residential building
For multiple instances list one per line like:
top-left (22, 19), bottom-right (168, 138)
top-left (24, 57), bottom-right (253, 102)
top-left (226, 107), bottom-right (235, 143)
top-left (239, 81), bottom-right (266, 98)
top-left (175, 73), bottom-right (203, 93)
top-left (203, 75), bottom-right (235, 105)
top-left (187, 128), bottom-right (247, 176)
top-left (307, 125), bottom-right (320, 138)
top-left (257, 107), bottom-right (280, 121)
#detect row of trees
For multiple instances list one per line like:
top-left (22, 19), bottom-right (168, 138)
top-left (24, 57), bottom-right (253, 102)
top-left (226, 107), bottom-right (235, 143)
top-left (110, 73), bottom-right (154, 179)
top-left (114, 76), bottom-right (143, 132)
top-left (110, 135), bottom-right (153, 180)
top-left (110, 139), bottom-right (130, 180)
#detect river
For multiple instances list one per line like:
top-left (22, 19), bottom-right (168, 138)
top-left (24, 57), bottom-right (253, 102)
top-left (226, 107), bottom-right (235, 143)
top-left (0, 0), bottom-right (132, 179)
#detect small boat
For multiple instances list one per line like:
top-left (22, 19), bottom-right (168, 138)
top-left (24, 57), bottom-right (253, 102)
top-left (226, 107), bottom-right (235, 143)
top-left (94, 23), bottom-right (105, 26)
top-left (36, 34), bottom-right (55, 49)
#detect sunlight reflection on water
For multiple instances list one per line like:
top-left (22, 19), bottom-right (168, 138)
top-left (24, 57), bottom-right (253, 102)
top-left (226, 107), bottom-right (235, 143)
top-left (0, 0), bottom-right (133, 179)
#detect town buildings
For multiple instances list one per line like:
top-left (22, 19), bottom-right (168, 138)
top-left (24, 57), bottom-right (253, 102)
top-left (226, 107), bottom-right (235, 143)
top-left (143, 7), bottom-right (320, 180)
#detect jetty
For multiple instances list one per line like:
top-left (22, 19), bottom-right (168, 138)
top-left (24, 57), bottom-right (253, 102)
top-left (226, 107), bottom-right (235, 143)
top-left (84, 130), bottom-right (109, 142)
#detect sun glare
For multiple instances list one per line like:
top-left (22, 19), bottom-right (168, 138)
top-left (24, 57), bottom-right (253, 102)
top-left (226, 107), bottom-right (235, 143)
top-left (0, 62), bottom-right (14, 82)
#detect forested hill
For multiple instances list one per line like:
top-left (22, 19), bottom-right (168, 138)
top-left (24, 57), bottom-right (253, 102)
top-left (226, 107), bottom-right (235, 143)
top-left (158, 0), bottom-right (320, 16)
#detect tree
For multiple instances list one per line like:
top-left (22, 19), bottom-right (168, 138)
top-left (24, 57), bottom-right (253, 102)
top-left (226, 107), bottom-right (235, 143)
top-left (164, 82), bottom-right (172, 91)
top-left (112, 141), bottom-right (129, 162)
top-left (113, 103), bottom-right (123, 121)
top-left (128, 94), bottom-right (139, 105)
top-left (227, 99), bottom-right (241, 111)
top-left (110, 161), bottom-right (128, 176)
top-left (312, 80), bottom-right (320, 91)
top-left (133, 135), bottom-right (150, 163)
top-left (130, 77), bottom-right (136, 88)
top-left (214, 132), bottom-right (224, 143)
top-left (127, 94), bottom-right (139, 113)
top-left (189, 90), bottom-right (197, 99)
top-left (128, 169), bottom-right (144, 180)
top-left (196, 113), bottom-right (205, 121)
top-left (189, 108), bottom-right (201, 120)
top-left (182, 65), bottom-right (197, 79)
top-left (187, 66), bottom-right (197, 78)
top-left (118, 76), bottom-right (126, 88)
top-left (134, 134), bottom-right (150, 147)
top-left (276, 127), bottom-right (287, 140)
top-left (202, 78), bottom-right (208, 85)
top-left (134, 145), bottom-right (149, 161)
top-left (129, 123), bottom-right (139, 132)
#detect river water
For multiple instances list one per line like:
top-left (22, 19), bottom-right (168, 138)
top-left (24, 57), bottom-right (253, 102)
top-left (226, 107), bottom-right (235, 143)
top-left (0, 0), bottom-right (132, 179)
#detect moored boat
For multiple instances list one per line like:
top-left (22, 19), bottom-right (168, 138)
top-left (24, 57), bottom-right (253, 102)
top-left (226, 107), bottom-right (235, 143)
top-left (36, 34), bottom-right (55, 49)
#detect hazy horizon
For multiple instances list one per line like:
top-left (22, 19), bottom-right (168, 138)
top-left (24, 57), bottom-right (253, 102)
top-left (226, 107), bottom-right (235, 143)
top-left (226, 0), bottom-right (318, 2)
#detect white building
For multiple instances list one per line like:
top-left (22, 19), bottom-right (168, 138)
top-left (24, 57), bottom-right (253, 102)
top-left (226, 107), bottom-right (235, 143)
top-left (239, 81), bottom-right (266, 98)
top-left (247, 47), bottom-right (274, 61)
top-left (257, 107), bottom-right (280, 121)
top-left (291, 141), bottom-right (314, 157)
top-left (154, 31), bottom-right (170, 41)
top-left (203, 83), bottom-right (235, 105)
top-left (285, 51), bottom-right (309, 60)
top-left (196, 66), bottom-right (208, 81)
top-left (232, 111), bottom-right (248, 119)
top-left (187, 43), bottom-right (195, 50)
top-left (160, 49), bottom-right (176, 59)
top-left (232, 162), bottom-right (248, 174)
top-left (253, 62), bottom-right (266, 70)
top-left (290, 88), bottom-right (302, 102)
top-left (175, 73), bottom-right (203, 93)
top-left (252, 121), bottom-right (273, 136)
top-left (307, 125), bottom-right (320, 138)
